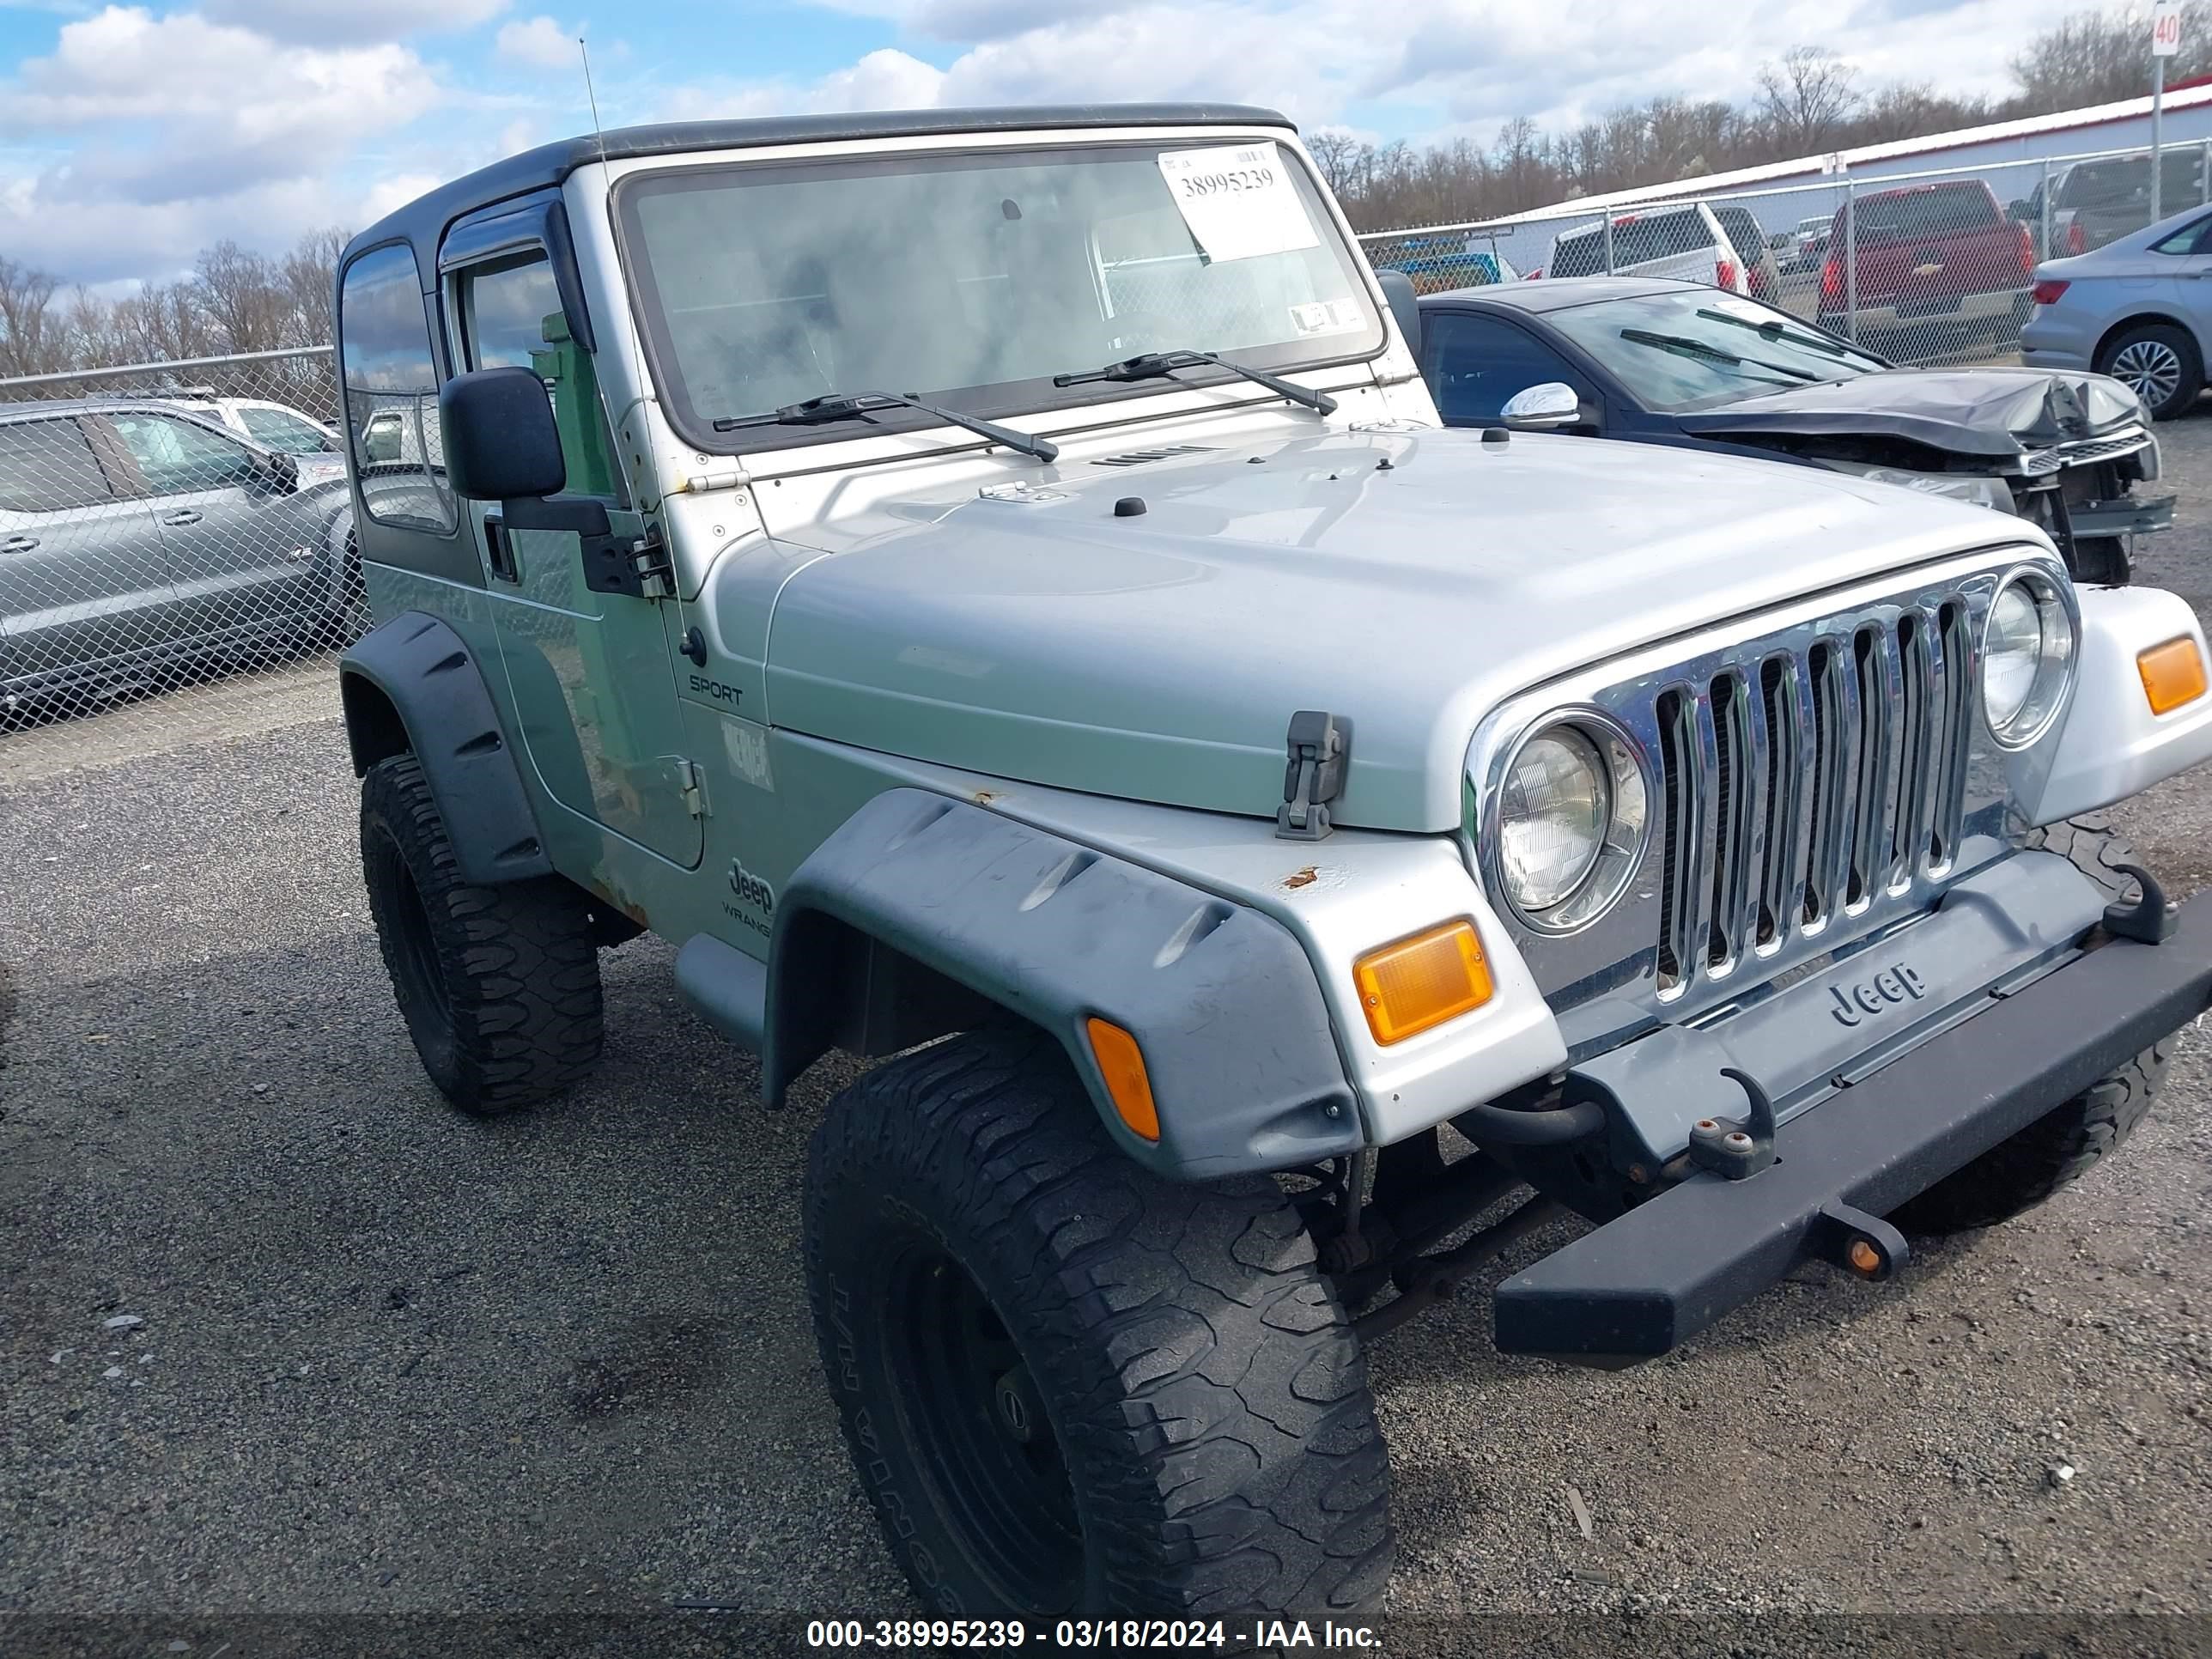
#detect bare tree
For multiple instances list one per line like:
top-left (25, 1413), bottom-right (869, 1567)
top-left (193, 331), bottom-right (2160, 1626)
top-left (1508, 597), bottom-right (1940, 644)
top-left (0, 256), bottom-right (64, 378)
top-left (281, 226), bottom-right (350, 349)
top-left (2012, 2), bottom-right (2212, 109)
top-left (1756, 46), bottom-right (1863, 155)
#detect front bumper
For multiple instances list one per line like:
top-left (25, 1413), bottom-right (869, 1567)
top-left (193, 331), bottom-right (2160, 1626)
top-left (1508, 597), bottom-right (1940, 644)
top-left (2069, 490), bottom-right (2174, 539)
top-left (1493, 884), bottom-right (2212, 1367)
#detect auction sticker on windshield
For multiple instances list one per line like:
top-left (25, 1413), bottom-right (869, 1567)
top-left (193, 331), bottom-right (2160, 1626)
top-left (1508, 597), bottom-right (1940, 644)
top-left (1157, 143), bottom-right (1321, 263)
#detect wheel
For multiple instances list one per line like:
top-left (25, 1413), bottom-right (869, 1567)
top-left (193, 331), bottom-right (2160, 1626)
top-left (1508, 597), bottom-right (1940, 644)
top-left (358, 754), bottom-right (602, 1114)
top-left (2096, 323), bottom-right (2203, 420)
top-left (803, 1026), bottom-right (1393, 1620)
top-left (1890, 816), bottom-right (2168, 1234)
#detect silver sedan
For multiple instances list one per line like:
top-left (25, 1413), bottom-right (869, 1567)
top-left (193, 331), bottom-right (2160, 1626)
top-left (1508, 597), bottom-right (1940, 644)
top-left (2022, 198), bottom-right (2212, 419)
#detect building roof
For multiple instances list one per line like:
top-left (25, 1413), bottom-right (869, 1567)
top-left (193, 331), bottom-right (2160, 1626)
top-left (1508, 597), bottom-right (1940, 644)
top-left (345, 104), bottom-right (1295, 277)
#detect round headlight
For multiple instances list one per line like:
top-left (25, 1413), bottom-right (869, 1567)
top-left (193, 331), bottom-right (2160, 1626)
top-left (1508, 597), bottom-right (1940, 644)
top-left (1982, 571), bottom-right (2074, 747)
top-left (1500, 726), bottom-right (1607, 912)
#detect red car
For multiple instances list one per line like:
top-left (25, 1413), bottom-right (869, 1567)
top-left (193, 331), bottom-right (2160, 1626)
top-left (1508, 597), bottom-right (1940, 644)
top-left (1816, 179), bottom-right (2038, 346)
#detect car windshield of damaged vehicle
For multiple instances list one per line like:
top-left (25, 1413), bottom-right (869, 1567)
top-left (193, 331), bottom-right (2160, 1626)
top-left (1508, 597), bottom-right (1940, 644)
top-left (615, 142), bottom-right (1384, 447)
top-left (1542, 287), bottom-right (1888, 408)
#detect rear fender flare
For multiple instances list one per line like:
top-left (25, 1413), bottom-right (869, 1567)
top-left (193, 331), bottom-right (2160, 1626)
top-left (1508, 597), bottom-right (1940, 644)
top-left (763, 787), bottom-right (1364, 1180)
top-left (337, 610), bottom-right (552, 885)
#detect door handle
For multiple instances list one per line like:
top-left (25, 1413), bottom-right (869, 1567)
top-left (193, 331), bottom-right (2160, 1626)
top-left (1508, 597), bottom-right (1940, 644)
top-left (1, 535), bottom-right (36, 554)
top-left (160, 509), bottom-right (204, 526)
top-left (483, 514), bottom-right (519, 582)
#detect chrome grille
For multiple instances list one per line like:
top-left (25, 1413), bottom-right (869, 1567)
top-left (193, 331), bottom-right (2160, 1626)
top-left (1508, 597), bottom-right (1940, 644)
top-left (1467, 554), bottom-right (2051, 1020)
top-left (1643, 600), bottom-right (1975, 1000)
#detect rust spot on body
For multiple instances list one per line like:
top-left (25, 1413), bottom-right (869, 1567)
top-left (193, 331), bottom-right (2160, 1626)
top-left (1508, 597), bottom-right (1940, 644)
top-left (1283, 866), bottom-right (1319, 890)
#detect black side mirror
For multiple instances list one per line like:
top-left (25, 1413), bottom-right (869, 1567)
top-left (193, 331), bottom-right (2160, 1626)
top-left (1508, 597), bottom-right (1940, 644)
top-left (257, 448), bottom-right (299, 491)
top-left (1375, 268), bottom-right (1422, 359)
top-left (441, 366), bottom-right (568, 502)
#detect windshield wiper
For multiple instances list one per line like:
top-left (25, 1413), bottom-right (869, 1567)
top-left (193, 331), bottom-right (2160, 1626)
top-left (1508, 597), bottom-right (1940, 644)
top-left (1616, 327), bottom-right (1820, 385)
top-left (1693, 307), bottom-right (1857, 362)
top-left (713, 390), bottom-right (1057, 462)
top-left (1052, 349), bottom-right (1337, 416)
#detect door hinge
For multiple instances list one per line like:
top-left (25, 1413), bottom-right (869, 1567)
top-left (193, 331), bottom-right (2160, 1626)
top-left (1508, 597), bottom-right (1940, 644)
top-left (582, 525), bottom-right (675, 600)
top-left (676, 758), bottom-right (709, 818)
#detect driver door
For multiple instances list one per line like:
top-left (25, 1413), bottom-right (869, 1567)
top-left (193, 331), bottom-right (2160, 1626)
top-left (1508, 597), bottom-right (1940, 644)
top-left (444, 234), bottom-right (702, 870)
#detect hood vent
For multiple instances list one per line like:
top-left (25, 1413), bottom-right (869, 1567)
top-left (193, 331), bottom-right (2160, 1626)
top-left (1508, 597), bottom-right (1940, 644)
top-left (1092, 444), bottom-right (1217, 468)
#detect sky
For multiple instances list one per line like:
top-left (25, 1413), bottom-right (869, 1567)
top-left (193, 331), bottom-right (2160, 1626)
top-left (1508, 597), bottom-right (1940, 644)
top-left (0, 0), bottom-right (2143, 289)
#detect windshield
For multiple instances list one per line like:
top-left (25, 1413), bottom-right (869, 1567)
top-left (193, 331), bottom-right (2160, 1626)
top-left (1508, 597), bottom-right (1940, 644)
top-left (1546, 289), bottom-right (1887, 409)
top-left (615, 140), bottom-right (1384, 447)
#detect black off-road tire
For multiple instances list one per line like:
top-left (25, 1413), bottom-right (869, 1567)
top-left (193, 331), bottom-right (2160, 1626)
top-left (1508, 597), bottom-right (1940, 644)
top-left (359, 753), bottom-right (602, 1115)
top-left (803, 1026), bottom-right (1393, 1622)
top-left (1890, 816), bottom-right (2168, 1234)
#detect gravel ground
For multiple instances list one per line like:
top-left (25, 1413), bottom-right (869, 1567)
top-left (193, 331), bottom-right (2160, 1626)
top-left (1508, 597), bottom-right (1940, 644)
top-left (6, 422), bottom-right (2212, 1655)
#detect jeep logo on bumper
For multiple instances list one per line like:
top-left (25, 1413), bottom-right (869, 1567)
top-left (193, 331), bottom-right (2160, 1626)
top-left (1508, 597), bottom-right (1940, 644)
top-left (1827, 963), bottom-right (1928, 1026)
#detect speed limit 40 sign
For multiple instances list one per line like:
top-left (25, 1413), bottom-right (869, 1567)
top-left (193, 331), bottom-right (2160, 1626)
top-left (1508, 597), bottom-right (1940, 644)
top-left (2154, 1), bottom-right (2183, 57)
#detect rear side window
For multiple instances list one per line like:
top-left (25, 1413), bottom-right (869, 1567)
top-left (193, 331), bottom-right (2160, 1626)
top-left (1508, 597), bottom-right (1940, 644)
top-left (240, 405), bottom-right (333, 453)
top-left (1552, 209), bottom-right (1716, 277)
top-left (0, 417), bottom-right (115, 514)
top-left (1851, 187), bottom-right (1998, 244)
top-left (108, 413), bottom-right (259, 495)
top-left (340, 242), bottom-right (453, 533)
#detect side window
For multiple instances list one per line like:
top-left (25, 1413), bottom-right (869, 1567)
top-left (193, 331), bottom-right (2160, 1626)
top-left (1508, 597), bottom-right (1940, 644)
top-left (1423, 312), bottom-right (1595, 426)
top-left (107, 413), bottom-right (258, 495)
top-left (0, 418), bottom-right (116, 514)
top-left (340, 242), bottom-right (453, 533)
top-left (2152, 213), bottom-right (2212, 255)
top-left (458, 252), bottom-right (627, 503)
top-left (240, 406), bottom-right (334, 453)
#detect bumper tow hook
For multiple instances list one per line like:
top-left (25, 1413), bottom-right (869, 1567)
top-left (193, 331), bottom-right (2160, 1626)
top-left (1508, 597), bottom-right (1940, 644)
top-left (1687, 1066), bottom-right (1778, 1180)
top-left (2105, 862), bottom-right (2179, 945)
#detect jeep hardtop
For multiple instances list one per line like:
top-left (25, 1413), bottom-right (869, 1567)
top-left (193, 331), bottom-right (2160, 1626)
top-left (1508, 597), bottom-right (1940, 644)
top-left (331, 104), bottom-right (2212, 1623)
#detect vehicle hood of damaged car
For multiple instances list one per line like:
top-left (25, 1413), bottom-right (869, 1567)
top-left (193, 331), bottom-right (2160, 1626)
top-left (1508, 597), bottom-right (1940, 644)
top-left (755, 424), bottom-right (2028, 834)
top-left (1671, 366), bottom-right (2145, 463)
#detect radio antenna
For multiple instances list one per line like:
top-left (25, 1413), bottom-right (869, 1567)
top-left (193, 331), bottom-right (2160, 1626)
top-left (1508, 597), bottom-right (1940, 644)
top-left (575, 34), bottom-right (661, 512)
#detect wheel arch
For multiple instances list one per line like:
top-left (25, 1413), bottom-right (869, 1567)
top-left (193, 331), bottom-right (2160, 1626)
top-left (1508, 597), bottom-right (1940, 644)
top-left (757, 787), bottom-right (1364, 1181)
top-left (2091, 309), bottom-right (2203, 371)
top-left (338, 609), bottom-right (553, 885)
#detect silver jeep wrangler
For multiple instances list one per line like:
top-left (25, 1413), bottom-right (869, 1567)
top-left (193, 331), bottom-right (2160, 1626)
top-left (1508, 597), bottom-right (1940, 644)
top-left (331, 104), bottom-right (2212, 1622)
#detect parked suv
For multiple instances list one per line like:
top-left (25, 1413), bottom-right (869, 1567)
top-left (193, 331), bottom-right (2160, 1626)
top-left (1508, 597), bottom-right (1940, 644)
top-left (1818, 179), bottom-right (2037, 347)
top-left (1541, 201), bottom-right (1748, 290)
top-left (335, 106), bottom-right (2212, 1625)
top-left (1710, 200), bottom-right (1784, 301)
top-left (1, 398), bottom-right (356, 717)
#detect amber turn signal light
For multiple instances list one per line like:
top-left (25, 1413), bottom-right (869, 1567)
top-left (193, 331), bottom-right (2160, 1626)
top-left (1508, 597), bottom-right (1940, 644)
top-left (1352, 920), bottom-right (1493, 1046)
top-left (2138, 635), bottom-right (2209, 716)
top-left (1086, 1017), bottom-right (1159, 1141)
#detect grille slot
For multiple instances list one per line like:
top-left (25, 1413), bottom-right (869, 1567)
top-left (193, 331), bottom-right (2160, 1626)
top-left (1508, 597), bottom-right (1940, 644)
top-left (1644, 600), bottom-right (1975, 1001)
top-left (1091, 444), bottom-right (1216, 467)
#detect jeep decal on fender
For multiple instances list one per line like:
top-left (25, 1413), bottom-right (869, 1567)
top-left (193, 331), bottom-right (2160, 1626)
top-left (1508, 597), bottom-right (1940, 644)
top-left (724, 858), bottom-right (775, 938)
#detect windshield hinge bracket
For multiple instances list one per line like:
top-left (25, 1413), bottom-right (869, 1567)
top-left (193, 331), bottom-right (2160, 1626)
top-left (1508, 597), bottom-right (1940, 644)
top-left (1277, 710), bottom-right (1349, 842)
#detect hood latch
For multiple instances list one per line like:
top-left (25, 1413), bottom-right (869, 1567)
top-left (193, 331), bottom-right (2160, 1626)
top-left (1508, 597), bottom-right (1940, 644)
top-left (1277, 710), bottom-right (1349, 842)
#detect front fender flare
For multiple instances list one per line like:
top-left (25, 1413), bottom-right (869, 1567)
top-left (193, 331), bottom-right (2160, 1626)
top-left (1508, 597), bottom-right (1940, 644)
top-left (764, 788), bottom-right (1364, 1180)
top-left (337, 610), bottom-right (553, 885)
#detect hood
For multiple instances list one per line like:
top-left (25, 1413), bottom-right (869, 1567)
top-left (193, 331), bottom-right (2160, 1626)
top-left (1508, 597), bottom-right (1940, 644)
top-left (758, 426), bottom-right (2030, 833)
top-left (1674, 367), bottom-right (2144, 460)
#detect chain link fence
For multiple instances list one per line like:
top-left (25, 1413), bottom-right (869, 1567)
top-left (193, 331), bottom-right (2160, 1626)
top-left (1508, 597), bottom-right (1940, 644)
top-left (0, 345), bottom-right (359, 737)
top-left (1359, 138), bottom-right (2212, 369)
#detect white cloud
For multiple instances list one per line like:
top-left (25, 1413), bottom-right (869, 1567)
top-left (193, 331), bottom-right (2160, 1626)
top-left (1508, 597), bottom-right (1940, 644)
top-left (660, 48), bottom-right (947, 121)
top-left (498, 15), bottom-right (580, 71)
top-left (201, 0), bottom-right (508, 46)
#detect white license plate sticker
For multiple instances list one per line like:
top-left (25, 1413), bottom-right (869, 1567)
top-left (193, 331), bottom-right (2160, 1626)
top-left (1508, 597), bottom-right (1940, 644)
top-left (1157, 143), bottom-right (1320, 264)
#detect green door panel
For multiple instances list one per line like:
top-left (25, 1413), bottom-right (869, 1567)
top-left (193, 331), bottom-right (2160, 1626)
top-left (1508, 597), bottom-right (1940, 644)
top-left (489, 507), bottom-right (704, 869)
